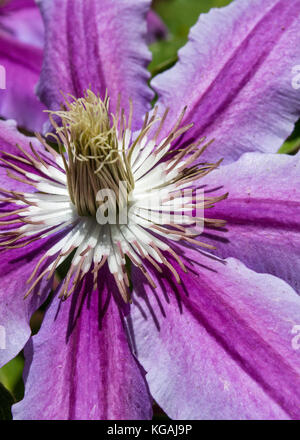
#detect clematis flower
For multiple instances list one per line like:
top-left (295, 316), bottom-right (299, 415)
top-left (0, 0), bottom-right (300, 420)
top-left (0, 0), bottom-right (167, 132)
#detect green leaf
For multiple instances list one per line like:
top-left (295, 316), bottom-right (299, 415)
top-left (149, 45), bottom-right (178, 76)
top-left (149, 0), bottom-right (233, 76)
top-left (278, 137), bottom-right (300, 154)
top-left (0, 383), bottom-right (14, 420)
top-left (0, 356), bottom-right (24, 400)
top-left (153, 0), bottom-right (232, 35)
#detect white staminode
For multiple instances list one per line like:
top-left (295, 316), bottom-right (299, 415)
top-left (0, 91), bottom-right (227, 302)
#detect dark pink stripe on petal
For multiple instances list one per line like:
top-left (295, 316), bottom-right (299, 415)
top-left (13, 269), bottom-right (153, 420)
top-left (37, 0), bottom-right (153, 130)
top-left (201, 152), bottom-right (300, 294)
top-left (0, 233), bottom-right (66, 370)
top-left (129, 255), bottom-right (300, 419)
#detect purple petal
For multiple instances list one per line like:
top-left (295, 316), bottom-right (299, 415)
top-left (0, 119), bottom-right (49, 191)
top-left (0, 33), bottom-right (47, 132)
top-left (0, 119), bottom-right (44, 190)
top-left (146, 10), bottom-right (168, 44)
top-left (152, 0), bottom-right (300, 164)
top-left (128, 254), bottom-right (300, 419)
top-left (13, 269), bottom-right (152, 420)
top-left (0, 0), bottom-right (44, 48)
top-left (201, 152), bottom-right (300, 294)
top-left (37, 0), bottom-right (153, 129)
top-left (0, 120), bottom-right (62, 368)
top-left (0, 241), bottom-right (53, 369)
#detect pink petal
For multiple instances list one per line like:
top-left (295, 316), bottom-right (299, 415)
top-left (128, 253), bottom-right (300, 419)
top-left (201, 152), bottom-right (300, 294)
top-left (153, 0), bottom-right (300, 163)
top-left (13, 269), bottom-right (153, 420)
top-left (0, 0), bottom-right (44, 48)
top-left (37, 0), bottom-right (153, 129)
top-left (0, 33), bottom-right (47, 132)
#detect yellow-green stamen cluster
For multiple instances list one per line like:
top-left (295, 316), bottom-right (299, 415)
top-left (47, 90), bottom-right (134, 217)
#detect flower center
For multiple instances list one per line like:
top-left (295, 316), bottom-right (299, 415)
top-left (0, 90), bottom-right (227, 302)
top-left (49, 91), bottom-right (134, 217)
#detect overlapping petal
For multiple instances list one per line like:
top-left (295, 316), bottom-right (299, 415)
top-left (0, 241), bottom-right (55, 369)
top-left (201, 152), bottom-right (300, 293)
top-left (13, 269), bottom-right (152, 420)
top-left (0, 119), bottom-right (48, 191)
top-left (146, 10), bottom-right (168, 44)
top-left (37, 0), bottom-right (154, 130)
top-left (0, 0), bottom-right (44, 48)
top-left (0, 33), bottom-right (47, 132)
top-left (0, 120), bottom-right (59, 368)
top-left (152, 0), bottom-right (300, 164)
top-left (128, 253), bottom-right (300, 420)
